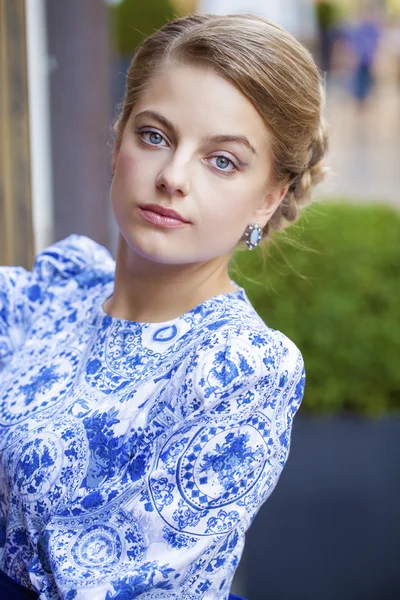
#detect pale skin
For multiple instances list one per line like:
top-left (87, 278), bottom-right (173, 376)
top-left (104, 63), bottom-right (288, 323)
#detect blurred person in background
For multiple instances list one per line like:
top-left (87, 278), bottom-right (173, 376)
top-left (0, 12), bottom-right (328, 600)
top-left (344, 1), bottom-right (383, 114)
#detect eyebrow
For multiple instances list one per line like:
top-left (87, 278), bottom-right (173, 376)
top-left (203, 134), bottom-right (257, 156)
top-left (134, 110), bottom-right (257, 155)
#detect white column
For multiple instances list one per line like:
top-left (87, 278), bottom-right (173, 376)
top-left (25, 0), bottom-right (54, 253)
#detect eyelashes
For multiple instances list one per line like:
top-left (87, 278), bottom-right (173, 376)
top-left (135, 128), bottom-right (240, 175)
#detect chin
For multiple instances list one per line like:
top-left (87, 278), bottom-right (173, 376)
top-left (117, 226), bottom-right (191, 265)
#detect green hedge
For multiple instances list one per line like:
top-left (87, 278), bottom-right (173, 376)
top-left (230, 201), bottom-right (400, 416)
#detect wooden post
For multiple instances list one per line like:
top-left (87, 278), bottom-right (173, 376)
top-left (0, 0), bottom-right (35, 268)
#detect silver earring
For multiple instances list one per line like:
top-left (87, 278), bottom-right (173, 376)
top-left (244, 223), bottom-right (263, 250)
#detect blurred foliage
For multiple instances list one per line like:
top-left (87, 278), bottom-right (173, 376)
top-left (171, 0), bottom-right (197, 15)
top-left (230, 201), bottom-right (400, 417)
top-left (315, 1), bottom-right (341, 28)
top-left (109, 0), bottom-right (176, 56)
top-left (388, 0), bottom-right (400, 16)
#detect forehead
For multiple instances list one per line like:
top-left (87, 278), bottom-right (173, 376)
top-left (132, 64), bottom-right (271, 152)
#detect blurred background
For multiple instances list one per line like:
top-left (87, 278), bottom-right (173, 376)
top-left (1, 0), bottom-right (399, 598)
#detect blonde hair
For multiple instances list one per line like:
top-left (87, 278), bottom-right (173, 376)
top-left (114, 13), bottom-right (328, 241)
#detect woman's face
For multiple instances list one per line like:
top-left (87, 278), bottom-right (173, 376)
top-left (111, 63), bottom-right (286, 266)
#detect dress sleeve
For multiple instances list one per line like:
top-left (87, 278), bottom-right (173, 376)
top-left (0, 235), bottom-right (113, 372)
top-left (31, 329), bottom-right (305, 600)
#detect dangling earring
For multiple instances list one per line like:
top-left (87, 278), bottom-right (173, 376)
top-left (244, 223), bottom-right (263, 250)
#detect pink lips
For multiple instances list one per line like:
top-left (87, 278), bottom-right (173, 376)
top-left (138, 204), bottom-right (190, 229)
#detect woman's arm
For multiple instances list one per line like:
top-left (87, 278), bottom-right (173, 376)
top-left (0, 265), bottom-right (36, 373)
top-left (0, 234), bottom-right (114, 374)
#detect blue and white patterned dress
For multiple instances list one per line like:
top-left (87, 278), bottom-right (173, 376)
top-left (0, 235), bottom-right (305, 600)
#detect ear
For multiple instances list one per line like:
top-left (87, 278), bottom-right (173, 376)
top-left (254, 184), bottom-right (289, 228)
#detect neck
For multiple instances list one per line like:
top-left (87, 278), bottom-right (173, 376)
top-left (103, 234), bottom-right (236, 323)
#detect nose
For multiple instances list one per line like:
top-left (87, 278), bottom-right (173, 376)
top-left (156, 154), bottom-right (190, 197)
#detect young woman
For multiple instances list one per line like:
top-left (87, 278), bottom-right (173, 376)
top-left (0, 13), bottom-right (328, 600)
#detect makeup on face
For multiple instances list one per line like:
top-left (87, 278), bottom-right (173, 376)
top-left (132, 110), bottom-right (256, 175)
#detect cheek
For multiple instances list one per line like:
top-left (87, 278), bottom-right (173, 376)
top-left (204, 177), bottom-right (268, 245)
top-left (117, 151), bottom-right (148, 185)
top-left (111, 148), bottom-right (159, 216)
top-left (193, 189), bottom-right (248, 248)
top-left (201, 179), bottom-right (255, 225)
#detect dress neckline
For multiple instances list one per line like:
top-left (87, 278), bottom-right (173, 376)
top-left (96, 279), bottom-right (246, 329)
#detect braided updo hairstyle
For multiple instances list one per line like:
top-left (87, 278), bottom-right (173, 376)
top-left (114, 13), bottom-right (328, 242)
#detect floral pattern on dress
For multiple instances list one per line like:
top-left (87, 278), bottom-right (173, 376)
top-left (0, 235), bottom-right (305, 599)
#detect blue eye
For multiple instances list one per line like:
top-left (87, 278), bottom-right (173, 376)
top-left (210, 155), bottom-right (237, 173)
top-left (216, 157), bottom-right (230, 169)
top-left (145, 131), bottom-right (164, 145)
top-left (148, 132), bottom-right (163, 144)
top-left (136, 129), bottom-right (167, 146)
